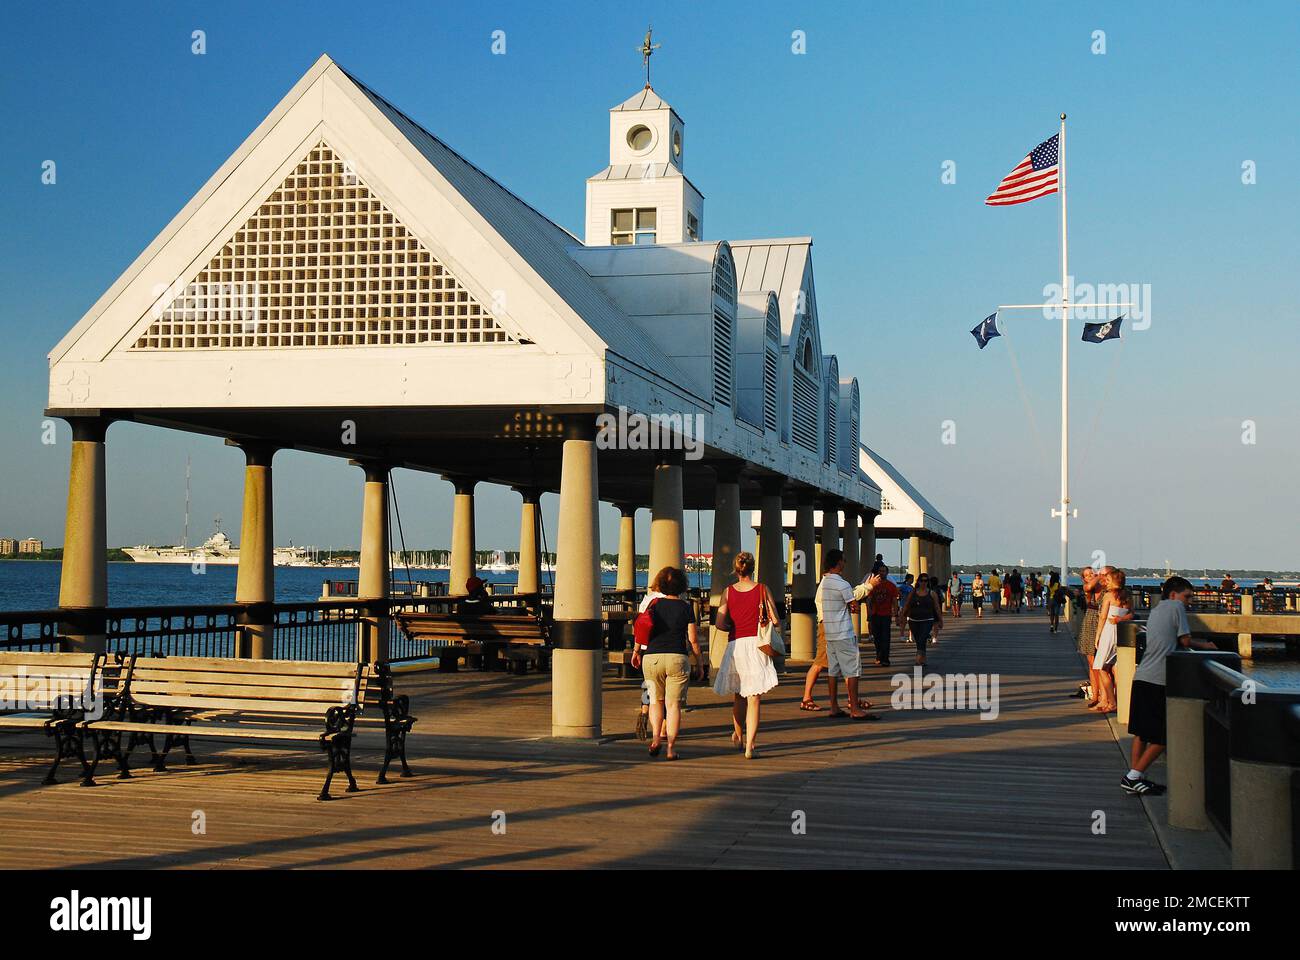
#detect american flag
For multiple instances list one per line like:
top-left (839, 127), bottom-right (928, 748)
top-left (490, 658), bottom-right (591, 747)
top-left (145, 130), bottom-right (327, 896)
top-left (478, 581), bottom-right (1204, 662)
top-left (985, 134), bottom-right (1059, 206)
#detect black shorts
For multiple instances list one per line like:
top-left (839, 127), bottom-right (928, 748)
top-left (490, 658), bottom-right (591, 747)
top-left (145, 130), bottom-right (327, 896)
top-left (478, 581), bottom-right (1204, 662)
top-left (972, 596), bottom-right (983, 608)
top-left (1127, 680), bottom-right (1167, 745)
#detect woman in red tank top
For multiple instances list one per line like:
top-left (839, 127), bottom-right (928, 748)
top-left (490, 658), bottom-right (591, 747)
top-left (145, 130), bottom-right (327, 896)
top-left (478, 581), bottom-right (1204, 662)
top-left (713, 552), bottom-right (780, 758)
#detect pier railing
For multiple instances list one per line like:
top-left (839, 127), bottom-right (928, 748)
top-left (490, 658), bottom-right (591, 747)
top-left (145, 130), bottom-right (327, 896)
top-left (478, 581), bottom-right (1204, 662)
top-left (1, 600), bottom-right (378, 663)
top-left (1165, 650), bottom-right (1300, 869)
top-left (1126, 585), bottom-right (1300, 614)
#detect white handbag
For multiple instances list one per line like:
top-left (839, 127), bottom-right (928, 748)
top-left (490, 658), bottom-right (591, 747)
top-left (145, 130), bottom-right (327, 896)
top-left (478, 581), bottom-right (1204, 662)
top-left (758, 586), bottom-right (787, 656)
top-left (760, 620), bottom-right (787, 656)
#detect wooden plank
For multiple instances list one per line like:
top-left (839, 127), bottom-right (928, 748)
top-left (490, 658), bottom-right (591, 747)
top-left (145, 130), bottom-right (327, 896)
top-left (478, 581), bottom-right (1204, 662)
top-left (0, 652), bottom-right (98, 668)
top-left (87, 720), bottom-right (325, 742)
top-left (128, 670), bottom-right (358, 691)
top-left (130, 656), bottom-right (359, 676)
top-left (128, 681), bottom-right (354, 703)
top-left (128, 694), bottom-right (343, 714)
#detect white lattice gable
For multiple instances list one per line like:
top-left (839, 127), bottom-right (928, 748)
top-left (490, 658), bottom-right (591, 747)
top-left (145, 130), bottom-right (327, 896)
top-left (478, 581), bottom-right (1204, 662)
top-left (131, 141), bottom-right (513, 350)
top-left (48, 55), bottom-right (620, 411)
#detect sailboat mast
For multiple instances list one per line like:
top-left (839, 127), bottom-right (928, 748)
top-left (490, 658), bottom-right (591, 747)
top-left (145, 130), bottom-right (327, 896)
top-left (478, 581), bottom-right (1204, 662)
top-left (183, 456), bottom-right (191, 548)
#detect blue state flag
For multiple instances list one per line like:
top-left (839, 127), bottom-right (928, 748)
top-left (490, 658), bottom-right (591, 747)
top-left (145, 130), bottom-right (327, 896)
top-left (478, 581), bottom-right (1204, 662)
top-left (1081, 315), bottom-right (1124, 343)
top-left (971, 313), bottom-right (1000, 350)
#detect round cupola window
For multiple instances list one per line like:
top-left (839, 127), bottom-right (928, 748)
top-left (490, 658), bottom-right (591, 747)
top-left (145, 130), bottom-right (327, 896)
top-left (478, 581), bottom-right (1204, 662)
top-left (626, 124), bottom-right (653, 152)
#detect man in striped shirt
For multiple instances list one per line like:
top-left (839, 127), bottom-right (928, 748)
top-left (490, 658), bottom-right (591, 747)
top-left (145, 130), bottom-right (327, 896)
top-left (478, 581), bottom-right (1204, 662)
top-left (814, 549), bottom-right (877, 721)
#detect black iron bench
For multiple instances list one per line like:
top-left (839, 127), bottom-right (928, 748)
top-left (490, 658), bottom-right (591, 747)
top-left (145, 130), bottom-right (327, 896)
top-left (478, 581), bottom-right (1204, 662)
top-left (0, 651), bottom-right (112, 784)
top-left (394, 612), bottom-right (550, 673)
top-left (358, 662), bottom-right (417, 782)
top-left (80, 656), bottom-right (386, 800)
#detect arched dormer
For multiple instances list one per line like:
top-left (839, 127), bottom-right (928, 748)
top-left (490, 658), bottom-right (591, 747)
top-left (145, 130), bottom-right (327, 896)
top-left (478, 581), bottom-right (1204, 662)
top-left (735, 290), bottom-right (780, 433)
top-left (822, 355), bottom-right (839, 467)
top-left (837, 377), bottom-right (860, 476)
top-left (789, 309), bottom-right (821, 455)
top-left (710, 243), bottom-right (737, 408)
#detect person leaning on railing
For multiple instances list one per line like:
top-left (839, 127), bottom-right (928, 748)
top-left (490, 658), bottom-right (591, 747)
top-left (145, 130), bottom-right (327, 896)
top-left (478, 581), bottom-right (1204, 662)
top-left (1121, 576), bottom-right (1218, 796)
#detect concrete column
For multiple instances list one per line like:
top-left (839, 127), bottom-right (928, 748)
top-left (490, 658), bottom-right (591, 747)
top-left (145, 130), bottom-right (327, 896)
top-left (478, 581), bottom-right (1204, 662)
top-left (1230, 759), bottom-right (1294, 869)
top-left (790, 490), bottom-right (818, 661)
top-left (819, 499), bottom-right (840, 567)
top-left (860, 512), bottom-right (877, 575)
top-left (57, 417), bottom-right (110, 654)
top-left (514, 487), bottom-right (541, 596)
top-left (843, 507), bottom-right (861, 635)
top-left (1115, 636), bottom-right (1137, 725)
top-left (908, 535), bottom-right (922, 579)
top-left (551, 416), bottom-right (603, 739)
top-left (1166, 693), bottom-right (1209, 830)
top-left (649, 449), bottom-right (684, 576)
top-left (615, 504), bottom-right (637, 592)
top-left (233, 441), bottom-right (277, 659)
top-left (1237, 592), bottom-right (1254, 659)
top-left (356, 462), bottom-right (390, 664)
top-left (758, 480), bottom-right (786, 616)
top-left (708, 464), bottom-right (743, 670)
top-left (785, 538), bottom-right (795, 587)
top-left (447, 476), bottom-right (477, 595)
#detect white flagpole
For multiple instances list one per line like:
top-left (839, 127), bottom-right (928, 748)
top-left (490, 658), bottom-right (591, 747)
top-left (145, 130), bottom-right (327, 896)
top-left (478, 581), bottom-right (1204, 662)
top-left (1058, 113), bottom-right (1070, 582)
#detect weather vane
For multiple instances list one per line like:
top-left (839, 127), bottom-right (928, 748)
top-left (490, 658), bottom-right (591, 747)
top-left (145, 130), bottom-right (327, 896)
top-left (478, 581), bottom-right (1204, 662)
top-left (638, 25), bottom-right (660, 88)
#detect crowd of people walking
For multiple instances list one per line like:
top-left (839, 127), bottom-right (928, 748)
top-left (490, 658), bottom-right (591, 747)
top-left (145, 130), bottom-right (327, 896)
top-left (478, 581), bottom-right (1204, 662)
top-left (627, 552), bottom-right (1208, 787)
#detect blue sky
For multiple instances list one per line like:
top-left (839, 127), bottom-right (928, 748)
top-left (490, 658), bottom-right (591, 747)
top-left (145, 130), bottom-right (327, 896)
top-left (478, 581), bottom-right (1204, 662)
top-left (1, 1), bottom-right (1297, 570)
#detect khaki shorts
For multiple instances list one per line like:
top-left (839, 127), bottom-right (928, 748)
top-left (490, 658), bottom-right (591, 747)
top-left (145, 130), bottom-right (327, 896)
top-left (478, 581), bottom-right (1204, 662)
top-left (815, 623), bottom-right (829, 667)
top-left (642, 653), bottom-right (690, 705)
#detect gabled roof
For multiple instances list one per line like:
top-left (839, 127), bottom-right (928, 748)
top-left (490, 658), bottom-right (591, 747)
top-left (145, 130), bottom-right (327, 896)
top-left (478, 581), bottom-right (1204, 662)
top-left (860, 444), bottom-right (953, 539)
top-left (728, 238), bottom-right (813, 342)
top-left (612, 87), bottom-right (672, 112)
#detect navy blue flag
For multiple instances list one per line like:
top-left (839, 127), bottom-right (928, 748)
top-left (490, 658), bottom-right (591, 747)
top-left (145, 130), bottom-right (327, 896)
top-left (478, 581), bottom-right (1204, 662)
top-left (1081, 315), bottom-right (1124, 343)
top-left (971, 313), bottom-right (1001, 349)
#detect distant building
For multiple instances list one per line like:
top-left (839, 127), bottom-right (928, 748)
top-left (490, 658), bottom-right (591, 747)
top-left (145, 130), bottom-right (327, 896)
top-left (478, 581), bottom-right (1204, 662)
top-left (17, 538), bottom-right (43, 554)
top-left (0, 538), bottom-right (16, 556)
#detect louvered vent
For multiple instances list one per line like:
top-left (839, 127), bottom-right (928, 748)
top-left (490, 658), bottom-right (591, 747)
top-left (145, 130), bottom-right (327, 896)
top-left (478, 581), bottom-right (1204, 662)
top-left (792, 368), bottom-right (819, 453)
top-left (763, 346), bottom-right (779, 431)
top-left (710, 246), bottom-right (737, 407)
top-left (132, 141), bottom-right (513, 350)
top-left (712, 307), bottom-right (734, 406)
top-left (825, 380), bottom-right (837, 465)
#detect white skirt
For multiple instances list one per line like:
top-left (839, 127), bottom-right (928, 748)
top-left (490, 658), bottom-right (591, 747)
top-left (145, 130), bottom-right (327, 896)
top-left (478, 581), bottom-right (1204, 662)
top-left (1093, 621), bottom-right (1118, 669)
top-left (713, 635), bottom-right (779, 698)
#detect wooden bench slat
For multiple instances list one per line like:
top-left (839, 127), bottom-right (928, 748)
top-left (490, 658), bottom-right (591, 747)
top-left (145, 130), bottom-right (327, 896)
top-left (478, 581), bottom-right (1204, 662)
top-left (129, 656), bottom-right (360, 677)
top-left (0, 715), bottom-right (59, 728)
top-left (86, 720), bottom-right (335, 742)
top-left (128, 694), bottom-right (352, 714)
top-left (127, 681), bottom-right (358, 703)
top-left (128, 669), bottom-right (362, 691)
top-left (0, 653), bottom-right (99, 667)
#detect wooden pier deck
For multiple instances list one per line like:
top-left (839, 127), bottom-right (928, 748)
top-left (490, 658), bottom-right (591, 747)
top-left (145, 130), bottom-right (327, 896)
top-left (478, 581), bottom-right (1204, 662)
top-left (0, 609), bottom-right (1168, 869)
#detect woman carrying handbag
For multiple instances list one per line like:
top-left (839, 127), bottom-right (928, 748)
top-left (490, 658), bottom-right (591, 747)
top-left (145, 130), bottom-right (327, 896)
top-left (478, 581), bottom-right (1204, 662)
top-left (712, 552), bottom-right (781, 759)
